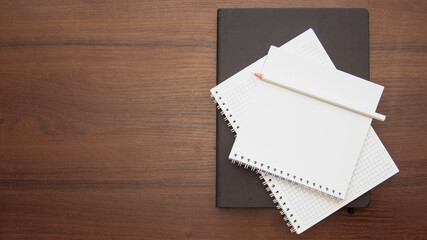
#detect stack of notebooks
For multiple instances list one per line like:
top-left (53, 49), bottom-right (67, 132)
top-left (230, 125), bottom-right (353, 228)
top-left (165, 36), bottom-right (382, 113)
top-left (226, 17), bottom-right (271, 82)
top-left (210, 9), bottom-right (399, 234)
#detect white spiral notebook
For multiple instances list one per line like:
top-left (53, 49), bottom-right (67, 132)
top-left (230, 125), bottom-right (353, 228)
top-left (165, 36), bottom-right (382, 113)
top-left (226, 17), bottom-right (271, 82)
top-left (210, 29), bottom-right (398, 233)
top-left (228, 45), bottom-right (384, 199)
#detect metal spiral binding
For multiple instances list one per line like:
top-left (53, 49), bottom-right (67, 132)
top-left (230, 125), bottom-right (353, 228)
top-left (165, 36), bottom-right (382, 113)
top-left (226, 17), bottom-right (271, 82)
top-left (229, 153), bottom-right (342, 199)
top-left (228, 157), bottom-right (260, 175)
top-left (210, 91), bottom-right (237, 136)
top-left (258, 172), bottom-right (300, 234)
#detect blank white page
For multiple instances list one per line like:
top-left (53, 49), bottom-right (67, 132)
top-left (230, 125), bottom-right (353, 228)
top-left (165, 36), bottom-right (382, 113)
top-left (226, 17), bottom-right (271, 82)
top-left (230, 47), bottom-right (384, 198)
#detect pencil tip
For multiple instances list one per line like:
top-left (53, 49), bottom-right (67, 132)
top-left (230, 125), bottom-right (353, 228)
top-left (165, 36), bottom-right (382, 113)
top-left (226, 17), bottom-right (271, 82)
top-left (254, 73), bottom-right (264, 79)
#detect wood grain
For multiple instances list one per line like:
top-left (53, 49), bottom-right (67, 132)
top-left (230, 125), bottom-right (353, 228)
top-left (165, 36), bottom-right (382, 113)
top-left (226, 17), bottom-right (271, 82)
top-left (0, 1), bottom-right (426, 239)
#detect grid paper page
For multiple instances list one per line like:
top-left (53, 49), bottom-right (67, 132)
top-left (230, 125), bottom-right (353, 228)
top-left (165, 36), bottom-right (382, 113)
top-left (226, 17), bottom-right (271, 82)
top-left (210, 29), bottom-right (332, 133)
top-left (262, 128), bottom-right (398, 234)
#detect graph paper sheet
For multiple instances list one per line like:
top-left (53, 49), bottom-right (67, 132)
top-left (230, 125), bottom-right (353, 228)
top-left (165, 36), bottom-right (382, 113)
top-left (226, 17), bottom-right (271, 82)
top-left (210, 28), bottom-right (398, 233)
top-left (262, 129), bottom-right (398, 234)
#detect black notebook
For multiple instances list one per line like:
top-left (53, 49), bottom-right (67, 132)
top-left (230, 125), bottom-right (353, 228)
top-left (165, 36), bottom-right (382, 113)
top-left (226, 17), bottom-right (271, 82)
top-left (216, 8), bottom-right (371, 208)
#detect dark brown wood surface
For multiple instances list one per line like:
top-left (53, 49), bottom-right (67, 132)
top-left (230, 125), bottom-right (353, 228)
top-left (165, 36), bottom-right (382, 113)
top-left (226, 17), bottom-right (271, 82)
top-left (0, 1), bottom-right (426, 239)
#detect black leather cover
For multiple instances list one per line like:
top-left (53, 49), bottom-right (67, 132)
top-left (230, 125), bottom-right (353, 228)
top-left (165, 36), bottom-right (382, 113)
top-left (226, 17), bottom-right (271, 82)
top-left (216, 8), bottom-right (370, 208)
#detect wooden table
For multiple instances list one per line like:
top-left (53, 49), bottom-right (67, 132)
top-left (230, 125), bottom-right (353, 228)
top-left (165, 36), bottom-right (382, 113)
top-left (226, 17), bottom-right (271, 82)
top-left (1, 1), bottom-right (426, 239)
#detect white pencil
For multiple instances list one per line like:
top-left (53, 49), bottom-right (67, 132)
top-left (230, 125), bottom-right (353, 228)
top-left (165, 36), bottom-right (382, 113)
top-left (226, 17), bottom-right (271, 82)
top-left (253, 73), bottom-right (386, 121)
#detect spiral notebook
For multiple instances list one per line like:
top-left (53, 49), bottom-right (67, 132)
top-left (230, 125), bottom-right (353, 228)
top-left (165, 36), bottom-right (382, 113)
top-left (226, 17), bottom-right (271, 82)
top-left (228, 46), bottom-right (384, 198)
top-left (210, 28), bottom-right (398, 233)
